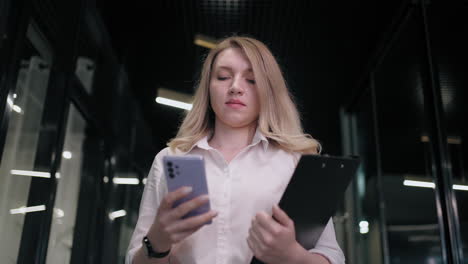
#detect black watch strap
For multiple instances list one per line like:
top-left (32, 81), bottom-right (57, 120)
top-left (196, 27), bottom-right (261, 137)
top-left (142, 236), bottom-right (171, 258)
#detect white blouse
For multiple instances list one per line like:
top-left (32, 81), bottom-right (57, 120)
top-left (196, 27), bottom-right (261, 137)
top-left (126, 130), bottom-right (345, 264)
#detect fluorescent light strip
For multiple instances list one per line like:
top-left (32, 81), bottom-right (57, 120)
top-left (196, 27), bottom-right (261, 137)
top-left (404, 180), bottom-right (468, 191)
top-left (109, 209), bottom-right (126, 220)
top-left (10, 205), bottom-right (46, 214)
top-left (11, 169), bottom-right (51, 178)
top-left (113, 177), bottom-right (139, 185)
top-left (454, 184), bottom-right (468, 191)
top-left (156, 97), bottom-right (192, 110)
top-left (403, 180), bottom-right (435, 189)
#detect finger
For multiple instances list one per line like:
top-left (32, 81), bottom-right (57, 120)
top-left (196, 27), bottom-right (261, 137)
top-left (169, 210), bottom-right (218, 232)
top-left (251, 218), bottom-right (271, 244)
top-left (273, 205), bottom-right (293, 227)
top-left (160, 186), bottom-right (193, 211)
top-left (249, 226), bottom-right (267, 252)
top-left (247, 236), bottom-right (257, 254)
top-left (169, 194), bottom-right (210, 220)
top-left (247, 230), bottom-right (263, 254)
top-left (255, 211), bottom-right (282, 234)
top-left (247, 229), bottom-right (265, 257)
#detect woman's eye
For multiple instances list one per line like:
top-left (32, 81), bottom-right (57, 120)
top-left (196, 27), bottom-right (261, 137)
top-left (217, 77), bottom-right (229, 81)
top-left (247, 79), bottom-right (256, 84)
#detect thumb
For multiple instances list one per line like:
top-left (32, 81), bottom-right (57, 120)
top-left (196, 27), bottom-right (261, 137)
top-left (273, 205), bottom-right (293, 227)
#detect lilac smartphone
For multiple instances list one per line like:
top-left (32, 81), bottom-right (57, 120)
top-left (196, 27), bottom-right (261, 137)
top-left (163, 155), bottom-right (212, 224)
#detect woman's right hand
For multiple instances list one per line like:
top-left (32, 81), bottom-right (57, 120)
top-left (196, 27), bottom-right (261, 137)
top-left (146, 186), bottom-right (218, 252)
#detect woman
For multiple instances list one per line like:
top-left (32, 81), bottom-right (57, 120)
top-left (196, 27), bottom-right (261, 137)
top-left (126, 36), bottom-right (345, 264)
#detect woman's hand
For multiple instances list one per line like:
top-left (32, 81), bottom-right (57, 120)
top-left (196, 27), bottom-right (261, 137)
top-left (146, 186), bottom-right (218, 252)
top-left (247, 205), bottom-right (303, 264)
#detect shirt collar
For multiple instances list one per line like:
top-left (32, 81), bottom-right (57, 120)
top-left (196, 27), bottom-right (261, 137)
top-left (188, 127), bottom-right (269, 153)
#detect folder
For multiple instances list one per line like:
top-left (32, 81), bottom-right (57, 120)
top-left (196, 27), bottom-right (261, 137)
top-left (250, 154), bottom-right (360, 264)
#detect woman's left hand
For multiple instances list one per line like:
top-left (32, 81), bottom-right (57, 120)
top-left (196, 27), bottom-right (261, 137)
top-left (247, 205), bottom-right (303, 264)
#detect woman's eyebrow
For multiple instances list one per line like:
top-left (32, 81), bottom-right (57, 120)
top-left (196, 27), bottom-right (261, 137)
top-left (216, 66), bottom-right (253, 73)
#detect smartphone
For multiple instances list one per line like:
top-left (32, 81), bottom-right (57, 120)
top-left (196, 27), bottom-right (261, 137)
top-left (162, 155), bottom-right (212, 224)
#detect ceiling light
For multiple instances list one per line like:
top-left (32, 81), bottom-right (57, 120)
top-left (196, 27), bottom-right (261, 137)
top-left (13, 105), bottom-right (22, 113)
top-left (403, 179), bottom-right (468, 191)
top-left (454, 184), bottom-right (468, 191)
top-left (62, 151), bottom-right (72, 159)
top-left (403, 180), bottom-right (435, 189)
top-left (113, 177), bottom-right (139, 185)
top-left (54, 208), bottom-right (65, 218)
top-left (109, 209), bottom-right (126, 220)
top-left (359, 221), bottom-right (369, 234)
top-left (194, 34), bottom-right (217, 49)
top-left (11, 169), bottom-right (50, 178)
top-left (10, 205), bottom-right (46, 214)
top-left (156, 88), bottom-right (193, 111)
top-left (156, 97), bottom-right (192, 110)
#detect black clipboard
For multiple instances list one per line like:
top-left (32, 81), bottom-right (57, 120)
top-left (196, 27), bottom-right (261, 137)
top-left (250, 155), bottom-right (360, 264)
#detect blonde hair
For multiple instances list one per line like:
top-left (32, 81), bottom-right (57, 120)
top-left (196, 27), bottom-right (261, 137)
top-left (168, 36), bottom-right (321, 154)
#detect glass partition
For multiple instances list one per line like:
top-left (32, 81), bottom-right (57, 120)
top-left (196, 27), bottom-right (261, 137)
top-left (428, 2), bottom-right (468, 261)
top-left (373, 12), bottom-right (445, 263)
top-left (46, 104), bottom-right (86, 263)
top-left (0, 21), bottom-right (53, 263)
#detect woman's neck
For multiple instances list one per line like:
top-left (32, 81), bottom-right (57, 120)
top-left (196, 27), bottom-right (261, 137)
top-left (208, 120), bottom-right (257, 153)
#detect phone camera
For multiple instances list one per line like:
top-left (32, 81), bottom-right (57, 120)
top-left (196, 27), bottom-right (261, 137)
top-left (169, 173), bottom-right (175, 178)
top-left (167, 161), bottom-right (173, 167)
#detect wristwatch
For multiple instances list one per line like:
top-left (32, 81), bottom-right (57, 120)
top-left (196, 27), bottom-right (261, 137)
top-left (142, 236), bottom-right (171, 258)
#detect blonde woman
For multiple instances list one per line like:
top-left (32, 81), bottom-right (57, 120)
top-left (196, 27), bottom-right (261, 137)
top-left (126, 36), bottom-right (345, 264)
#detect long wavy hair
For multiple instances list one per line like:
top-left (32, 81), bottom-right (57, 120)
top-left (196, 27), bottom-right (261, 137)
top-left (167, 36), bottom-right (321, 154)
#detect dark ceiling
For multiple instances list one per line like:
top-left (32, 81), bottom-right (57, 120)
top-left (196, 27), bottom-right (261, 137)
top-left (96, 0), bottom-right (403, 154)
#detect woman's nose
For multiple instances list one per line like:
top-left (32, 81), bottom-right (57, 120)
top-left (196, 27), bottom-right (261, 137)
top-left (229, 77), bottom-right (245, 95)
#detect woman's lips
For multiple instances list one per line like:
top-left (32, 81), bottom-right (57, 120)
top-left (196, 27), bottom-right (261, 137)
top-left (226, 102), bottom-right (245, 109)
top-left (226, 99), bottom-right (246, 109)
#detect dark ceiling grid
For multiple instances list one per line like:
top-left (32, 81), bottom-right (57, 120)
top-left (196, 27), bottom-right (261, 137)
top-left (173, 0), bottom-right (188, 58)
top-left (183, 0), bottom-right (199, 90)
top-left (243, 0), bottom-right (252, 38)
top-left (259, 1), bottom-right (271, 44)
top-left (180, 0), bottom-right (197, 91)
top-left (202, 1), bottom-right (218, 37)
top-left (221, 0), bottom-right (229, 37)
top-left (290, 0), bottom-right (305, 59)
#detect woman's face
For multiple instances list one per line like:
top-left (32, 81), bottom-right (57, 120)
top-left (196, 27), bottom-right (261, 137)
top-left (209, 48), bottom-right (260, 129)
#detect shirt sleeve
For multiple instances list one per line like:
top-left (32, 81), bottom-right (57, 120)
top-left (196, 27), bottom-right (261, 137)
top-left (308, 217), bottom-right (346, 264)
top-left (125, 148), bottom-right (169, 264)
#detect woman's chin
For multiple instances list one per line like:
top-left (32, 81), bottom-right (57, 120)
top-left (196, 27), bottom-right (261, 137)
top-left (218, 118), bottom-right (258, 129)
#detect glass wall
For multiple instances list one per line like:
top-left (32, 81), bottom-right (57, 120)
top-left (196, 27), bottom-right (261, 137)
top-left (344, 87), bottom-right (386, 264)
top-left (428, 2), bottom-right (468, 261)
top-left (373, 11), bottom-right (445, 262)
top-left (0, 21), bottom-right (53, 264)
top-left (46, 104), bottom-right (86, 263)
top-left (344, 2), bottom-right (467, 263)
